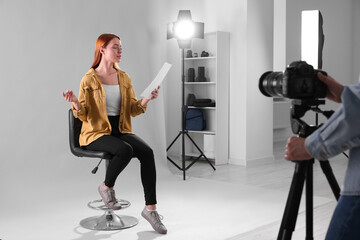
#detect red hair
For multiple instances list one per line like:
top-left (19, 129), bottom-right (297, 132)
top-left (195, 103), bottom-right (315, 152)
top-left (91, 33), bottom-right (120, 69)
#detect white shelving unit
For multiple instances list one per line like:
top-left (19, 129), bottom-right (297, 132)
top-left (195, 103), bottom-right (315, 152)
top-left (183, 31), bottom-right (230, 165)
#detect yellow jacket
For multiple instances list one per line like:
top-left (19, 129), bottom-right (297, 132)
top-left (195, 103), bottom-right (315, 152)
top-left (72, 67), bottom-right (147, 146)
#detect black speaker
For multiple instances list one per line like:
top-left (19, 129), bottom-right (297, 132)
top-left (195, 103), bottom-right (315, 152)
top-left (188, 68), bottom-right (195, 82)
top-left (196, 66), bottom-right (207, 82)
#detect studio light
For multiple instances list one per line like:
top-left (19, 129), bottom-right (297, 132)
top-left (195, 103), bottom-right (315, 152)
top-left (174, 20), bottom-right (195, 40)
top-left (166, 11), bottom-right (214, 180)
top-left (301, 10), bottom-right (324, 69)
top-left (167, 10), bottom-right (204, 49)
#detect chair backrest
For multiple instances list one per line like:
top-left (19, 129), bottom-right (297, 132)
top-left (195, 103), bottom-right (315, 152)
top-left (68, 109), bottom-right (112, 159)
top-left (69, 109), bottom-right (83, 156)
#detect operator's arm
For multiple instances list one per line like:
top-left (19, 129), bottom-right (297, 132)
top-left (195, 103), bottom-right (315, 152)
top-left (305, 84), bottom-right (360, 160)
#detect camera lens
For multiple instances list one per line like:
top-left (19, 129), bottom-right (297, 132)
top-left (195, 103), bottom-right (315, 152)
top-left (259, 61), bottom-right (327, 99)
top-left (259, 71), bottom-right (284, 98)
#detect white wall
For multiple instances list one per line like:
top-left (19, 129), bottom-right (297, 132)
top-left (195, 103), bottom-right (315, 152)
top-left (0, 0), bottom-right (167, 210)
top-left (244, 0), bottom-right (274, 163)
top-left (274, 0), bottom-right (287, 71)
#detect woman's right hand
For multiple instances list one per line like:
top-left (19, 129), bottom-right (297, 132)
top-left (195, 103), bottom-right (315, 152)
top-left (62, 90), bottom-right (80, 110)
top-left (317, 72), bottom-right (344, 103)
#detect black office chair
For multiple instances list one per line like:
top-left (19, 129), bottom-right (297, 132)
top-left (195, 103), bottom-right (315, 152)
top-left (68, 109), bottom-right (138, 230)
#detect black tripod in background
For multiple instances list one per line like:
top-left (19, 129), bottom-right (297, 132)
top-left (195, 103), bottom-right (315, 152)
top-left (166, 49), bottom-right (216, 181)
top-left (277, 99), bottom-right (341, 240)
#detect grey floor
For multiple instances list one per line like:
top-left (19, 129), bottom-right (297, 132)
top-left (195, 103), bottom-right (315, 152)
top-left (1, 141), bottom-right (348, 240)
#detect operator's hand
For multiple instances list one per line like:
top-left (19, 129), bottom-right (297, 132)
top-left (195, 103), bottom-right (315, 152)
top-left (285, 136), bottom-right (313, 161)
top-left (317, 72), bottom-right (344, 103)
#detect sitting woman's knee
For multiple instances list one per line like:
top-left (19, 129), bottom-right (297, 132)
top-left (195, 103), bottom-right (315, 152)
top-left (114, 144), bottom-right (133, 160)
top-left (141, 146), bottom-right (154, 160)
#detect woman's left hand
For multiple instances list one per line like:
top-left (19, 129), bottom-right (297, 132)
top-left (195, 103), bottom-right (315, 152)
top-left (150, 86), bottom-right (160, 100)
top-left (141, 85), bottom-right (160, 107)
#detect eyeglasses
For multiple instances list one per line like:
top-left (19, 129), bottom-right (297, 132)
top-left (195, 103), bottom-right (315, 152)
top-left (111, 46), bottom-right (122, 52)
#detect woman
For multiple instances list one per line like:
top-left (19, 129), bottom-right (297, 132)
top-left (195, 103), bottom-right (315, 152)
top-left (62, 33), bottom-right (166, 234)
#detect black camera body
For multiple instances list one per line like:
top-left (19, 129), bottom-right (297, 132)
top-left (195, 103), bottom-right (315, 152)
top-left (259, 61), bottom-right (327, 99)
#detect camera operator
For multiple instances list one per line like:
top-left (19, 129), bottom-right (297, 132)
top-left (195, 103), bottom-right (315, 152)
top-left (285, 72), bottom-right (360, 239)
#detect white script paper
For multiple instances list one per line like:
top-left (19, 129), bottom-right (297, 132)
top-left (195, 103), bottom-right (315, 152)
top-left (140, 62), bottom-right (172, 98)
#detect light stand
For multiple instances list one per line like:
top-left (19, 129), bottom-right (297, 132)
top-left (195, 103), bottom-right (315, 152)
top-left (166, 10), bottom-right (215, 180)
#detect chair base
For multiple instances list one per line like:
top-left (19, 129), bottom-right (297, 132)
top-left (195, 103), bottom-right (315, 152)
top-left (80, 210), bottom-right (139, 231)
top-left (80, 199), bottom-right (138, 231)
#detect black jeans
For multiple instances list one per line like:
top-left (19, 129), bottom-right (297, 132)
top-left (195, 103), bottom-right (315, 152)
top-left (84, 115), bottom-right (157, 205)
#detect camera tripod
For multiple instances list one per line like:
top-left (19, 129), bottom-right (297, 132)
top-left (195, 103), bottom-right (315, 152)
top-left (277, 99), bottom-right (341, 240)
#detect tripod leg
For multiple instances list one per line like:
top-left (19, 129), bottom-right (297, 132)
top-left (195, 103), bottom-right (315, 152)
top-left (278, 161), bottom-right (309, 240)
top-left (319, 160), bottom-right (341, 200)
top-left (166, 131), bottom-right (182, 152)
top-left (185, 132), bottom-right (216, 170)
top-left (167, 156), bottom-right (182, 171)
top-left (166, 131), bottom-right (183, 171)
top-left (182, 130), bottom-right (186, 180)
top-left (305, 159), bottom-right (314, 240)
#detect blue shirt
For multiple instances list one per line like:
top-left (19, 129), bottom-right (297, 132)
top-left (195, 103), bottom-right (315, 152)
top-left (306, 84), bottom-right (360, 195)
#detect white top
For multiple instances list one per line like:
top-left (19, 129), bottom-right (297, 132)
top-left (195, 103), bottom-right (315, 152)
top-left (102, 84), bottom-right (121, 116)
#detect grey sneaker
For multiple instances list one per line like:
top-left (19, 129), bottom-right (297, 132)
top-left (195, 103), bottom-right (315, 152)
top-left (98, 183), bottom-right (122, 210)
top-left (141, 207), bottom-right (167, 234)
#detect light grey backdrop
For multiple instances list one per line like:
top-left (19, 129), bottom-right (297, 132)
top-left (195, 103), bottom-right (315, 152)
top-left (0, 0), bottom-right (168, 213)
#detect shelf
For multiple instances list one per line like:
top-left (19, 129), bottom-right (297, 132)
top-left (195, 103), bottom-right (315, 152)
top-left (184, 82), bottom-right (216, 85)
top-left (178, 31), bottom-right (229, 166)
top-left (187, 130), bottom-right (216, 135)
top-left (188, 106), bottom-right (216, 110)
top-left (185, 56), bottom-right (216, 61)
